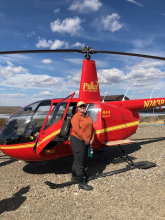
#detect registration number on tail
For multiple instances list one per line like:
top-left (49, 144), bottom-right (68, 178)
top-left (143, 99), bottom-right (165, 108)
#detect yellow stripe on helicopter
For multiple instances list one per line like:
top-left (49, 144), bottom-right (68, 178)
top-left (0, 121), bottom-right (139, 150)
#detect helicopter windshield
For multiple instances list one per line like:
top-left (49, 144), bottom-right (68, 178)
top-left (0, 100), bottom-right (52, 145)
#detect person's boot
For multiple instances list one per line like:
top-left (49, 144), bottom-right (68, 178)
top-left (83, 170), bottom-right (89, 182)
top-left (78, 175), bottom-right (93, 190)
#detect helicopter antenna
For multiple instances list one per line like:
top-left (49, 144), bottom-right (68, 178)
top-left (102, 90), bottom-right (108, 103)
top-left (150, 88), bottom-right (155, 99)
top-left (122, 86), bottom-right (130, 101)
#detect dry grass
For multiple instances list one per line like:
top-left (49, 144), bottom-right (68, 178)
top-left (140, 115), bottom-right (165, 124)
top-left (0, 119), bottom-right (6, 127)
top-left (0, 106), bottom-right (21, 114)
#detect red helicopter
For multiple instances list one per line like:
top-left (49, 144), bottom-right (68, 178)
top-left (0, 46), bottom-right (165, 169)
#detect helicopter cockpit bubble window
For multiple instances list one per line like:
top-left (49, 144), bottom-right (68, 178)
top-left (86, 103), bottom-right (98, 122)
top-left (0, 100), bottom-right (51, 145)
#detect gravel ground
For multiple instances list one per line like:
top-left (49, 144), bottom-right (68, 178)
top-left (0, 125), bottom-right (165, 220)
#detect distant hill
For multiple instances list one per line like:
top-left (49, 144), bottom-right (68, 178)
top-left (0, 106), bottom-right (21, 114)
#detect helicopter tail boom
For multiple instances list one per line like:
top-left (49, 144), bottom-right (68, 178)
top-left (112, 98), bottom-right (165, 112)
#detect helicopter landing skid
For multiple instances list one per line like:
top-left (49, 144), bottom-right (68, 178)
top-left (117, 145), bottom-right (156, 169)
top-left (44, 145), bottom-right (156, 189)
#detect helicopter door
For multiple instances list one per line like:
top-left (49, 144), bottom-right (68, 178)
top-left (34, 92), bottom-right (75, 154)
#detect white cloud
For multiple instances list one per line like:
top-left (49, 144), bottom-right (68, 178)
top-left (0, 64), bottom-right (65, 90)
top-left (132, 39), bottom-right (154, 48)
top-left (27, 31), bottom-right (35, 37)
top-left (126, 60), bottom-right (165, 70)
top-left (132, 91), bottom-right (146, 95)
top-left (0, 93), bottom-right (27, 98)
top-left (124, 60), bottom-right (165, 86)
top-left (27, 75), bottom-right (60, 87)
top-left (32, 94), bottom-right (40, 98)
top-left (68, 0), bottom-right (102, 12)
top-left (51, 39), bottom-right (69, 49)
top-left (98, 68), bottom-right (125, 84)
top-left (126, 0), bottom-right (144, 7)
top-left (54, 8), bottom-right (60, 13)
top-left (88, 60), bottom-right (165, 88)
top-left (72, 42), bottom-right (85, 48)
top-left (0, 54), bottom-right (30, 63)
top-left (159, 13), bottom-right (165, 16)
top-left (101, 13), bottom-right (123, 32)
top-left (36, 38), bottom-right (69, 49)
top-left (65, 58), bottom-right (83, 65)
top-left (41, 59), bottom-right (52, 64)
top-left (50, 17), bottom-right (83, 36)
top-left (71, 72), bottom-right (81, 83)
top-left (36, 38), bottom-right (53, 48)
top-left (0, 62), bottom-right (28, 78)
top-left (40, 91), bottom-right (54, 96)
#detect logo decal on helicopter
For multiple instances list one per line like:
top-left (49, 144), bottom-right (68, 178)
top-left (102, 110), bottom-right (110, 117)
top-left (143, 99), bottom-right (165, 109)
top-left (83, 81), bottom-right (98, 92)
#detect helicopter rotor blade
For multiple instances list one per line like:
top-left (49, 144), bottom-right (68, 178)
top-left (0, 49), bottom-right (78, 55)
top-left (97, 50), bottom-right (165, 61)
top-left (0, 47), bottom-right (165, 61)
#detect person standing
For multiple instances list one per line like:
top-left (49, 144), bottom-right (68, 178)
top-left (70, 101), bottom-right (94, 190)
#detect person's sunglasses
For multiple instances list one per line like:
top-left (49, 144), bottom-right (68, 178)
top-left (78, 104), bottom-right (86, 108)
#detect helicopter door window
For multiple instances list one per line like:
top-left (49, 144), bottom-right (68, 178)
top-left (86, 103), bottom-right (98, 122)
top-left (43, 102), bottom-right (68, 131)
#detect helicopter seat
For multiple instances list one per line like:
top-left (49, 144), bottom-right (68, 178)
top-left (59, 114), bottom-right (72, 138)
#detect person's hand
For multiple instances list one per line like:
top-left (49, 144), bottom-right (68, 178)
top-left (90, 140), bottom-right (93, 145)
top-left (85, 139), bottom-right (90, 145)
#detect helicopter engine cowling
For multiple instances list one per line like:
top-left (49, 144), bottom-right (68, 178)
top-left (98, 103), bottom-right (139, 143)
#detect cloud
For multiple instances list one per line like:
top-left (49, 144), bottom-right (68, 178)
top-left (101, 13), bottom-right (123, 32)
top-left (50, 17), bottom-right (83, 35)
top-left (51, 39), bottom-right (69, 49)
top-left (159, 13), bottom-right (165, 17)
top-left (26, 75), bottom-right (60, 87)
top-left (65, 58), bottom-right (83, 65)
top-left (54, 8), bottom-right (60, 13)
top-left (0, 62), bottom-right (65, 90)
top-left (32, 94), bottom-right (40, 98)
top-left (72, 42), bottom-right (85, 48)
top-left (36, 38), bottom-right (69, 49)
top-left (97, 68), bottom-right (125, 84)
top-left (92, 60), bottom-right (165, 88)
top-left (124, 60), bottom-right (165, 86)
top-left (36, 38), bottom-right (52, 48)
top-left (0, 62), bottom-right (28, 78)
top-left (27, 31), bottom-right (35, 37)
top-left (0, 54), bottom-right (30, 63)
top-left (126, 0), bottom-right (144, 7)
top-left (40, 91), bottom-right (54, 96)
top-left (68, 0), bottom-right (102, 12)
top-left (41, 59), bottom-right (52, 64)
top-left (0, 93), bottom-right (27, 98)
top-left (132, 38), bottom-right (154, 48)
top-left (126, 60), bottom-right (165, 70)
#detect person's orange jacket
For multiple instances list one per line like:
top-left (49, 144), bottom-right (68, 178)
top-left (71, 111), bottom-right (94, 142)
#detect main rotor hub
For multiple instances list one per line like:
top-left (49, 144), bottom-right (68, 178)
top-left (77, 46), bottom-right (97, 60)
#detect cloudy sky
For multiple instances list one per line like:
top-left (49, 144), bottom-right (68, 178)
top-left (0, 0), bottom-right (165, 106)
